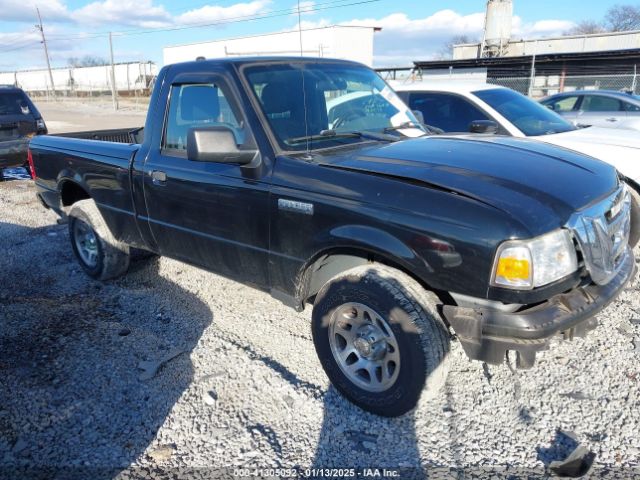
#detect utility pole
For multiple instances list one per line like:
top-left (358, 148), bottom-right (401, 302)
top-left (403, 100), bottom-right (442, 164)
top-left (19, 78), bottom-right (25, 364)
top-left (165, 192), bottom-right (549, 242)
top-left (35, 7), bottom-right (56, 97)
top-left (108, 32), bottom-right (119, 110)
top-left (528, 39), bottom-right (538, 97)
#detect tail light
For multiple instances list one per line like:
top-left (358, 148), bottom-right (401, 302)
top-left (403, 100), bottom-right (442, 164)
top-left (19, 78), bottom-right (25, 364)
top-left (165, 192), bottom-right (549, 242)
top-left (27, 148), bottom-right (35, 179)
top-left (36, 118), bottom-right (47, 133)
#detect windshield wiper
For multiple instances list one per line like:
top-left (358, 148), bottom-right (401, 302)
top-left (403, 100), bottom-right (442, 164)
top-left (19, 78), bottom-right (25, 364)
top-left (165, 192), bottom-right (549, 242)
top-left (383, 122), bottom-right (443, 135)
top-left (383, 121), bottom-right (423, 132)
top-left (287, 129), bottom-right (398, 145)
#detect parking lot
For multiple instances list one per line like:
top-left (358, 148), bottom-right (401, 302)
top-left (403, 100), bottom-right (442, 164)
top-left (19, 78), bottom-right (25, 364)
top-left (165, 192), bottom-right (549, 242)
top-left (1, 159), bottom-right (640, 477)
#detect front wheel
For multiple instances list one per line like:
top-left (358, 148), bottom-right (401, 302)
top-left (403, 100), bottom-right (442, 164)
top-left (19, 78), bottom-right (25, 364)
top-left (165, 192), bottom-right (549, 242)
top-left (68, 199), bottom-right (130, 280)
top-left (311, 264), bottom-right (450, 417)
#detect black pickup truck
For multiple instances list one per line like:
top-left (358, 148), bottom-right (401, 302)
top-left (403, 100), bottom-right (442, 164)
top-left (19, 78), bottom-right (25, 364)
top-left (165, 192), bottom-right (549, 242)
top-left (30, 57), bottom-right (635, 417)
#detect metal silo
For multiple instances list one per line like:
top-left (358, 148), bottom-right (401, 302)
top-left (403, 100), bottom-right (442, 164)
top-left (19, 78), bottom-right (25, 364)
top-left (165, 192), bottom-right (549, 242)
top-left (481, 0), bottom-right (513, 57)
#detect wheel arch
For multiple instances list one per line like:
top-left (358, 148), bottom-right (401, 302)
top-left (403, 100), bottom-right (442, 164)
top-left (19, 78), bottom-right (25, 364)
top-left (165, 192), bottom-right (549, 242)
top-left (58, 178), bottom-right (91, 208)
top-left (297, 245), bottom-right (444, 308)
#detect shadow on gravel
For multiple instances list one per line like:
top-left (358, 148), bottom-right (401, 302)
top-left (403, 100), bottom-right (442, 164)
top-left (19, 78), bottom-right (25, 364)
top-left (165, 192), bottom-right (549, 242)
top-left (0, 222), bottom-right (212, 479)
top-left (311, 387), bottom-right (423, 476)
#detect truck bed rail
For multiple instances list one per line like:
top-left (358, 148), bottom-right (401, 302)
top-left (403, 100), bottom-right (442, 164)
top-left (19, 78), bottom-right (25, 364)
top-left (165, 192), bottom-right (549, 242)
top-left (56, 127), bottom-right (143, 144)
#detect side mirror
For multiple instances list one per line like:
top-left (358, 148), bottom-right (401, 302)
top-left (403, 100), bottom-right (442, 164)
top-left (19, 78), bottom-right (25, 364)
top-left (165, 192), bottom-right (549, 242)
top-left (412, 110), bottom-right (425, 124)
top-left (187, 126), bottom-right (258, 165)
top-left (469, 120), bottom-right (499, 134)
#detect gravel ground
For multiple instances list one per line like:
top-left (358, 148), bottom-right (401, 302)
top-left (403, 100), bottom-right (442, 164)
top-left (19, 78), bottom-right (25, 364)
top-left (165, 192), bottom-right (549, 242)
top-left (1, 178), bottom-right (640, 479)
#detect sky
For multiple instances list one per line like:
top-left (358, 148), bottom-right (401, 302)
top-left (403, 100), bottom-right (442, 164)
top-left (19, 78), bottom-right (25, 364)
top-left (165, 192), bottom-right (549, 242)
top-left (0, 0), bottom-right (614, 71)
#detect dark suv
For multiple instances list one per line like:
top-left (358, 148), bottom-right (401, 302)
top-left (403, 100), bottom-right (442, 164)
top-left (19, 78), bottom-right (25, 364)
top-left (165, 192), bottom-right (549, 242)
top-left (0, 86), bottom-right (47, 179)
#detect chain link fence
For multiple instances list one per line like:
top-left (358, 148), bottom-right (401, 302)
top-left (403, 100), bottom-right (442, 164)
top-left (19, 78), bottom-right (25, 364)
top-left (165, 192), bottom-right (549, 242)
top-left (0, 62), bottom-right (157, 111)
top-left (378, 66), bottom-right (640, 99)
top-left (489, 73), bottom-right (640, 98)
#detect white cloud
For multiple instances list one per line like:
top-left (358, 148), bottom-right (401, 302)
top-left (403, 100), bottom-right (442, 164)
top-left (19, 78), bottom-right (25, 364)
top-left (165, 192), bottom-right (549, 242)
top-left (512, 18), bottom-right (575, 38)
top-left (177, 0), bottom-right (271, 26)
top-left (296, 10), bottom-right (485, 66)
top-left (0, 0), bottom-right (273, 29)
top-left (0, 0), bottom-right (274, 68)
top-left (73, 0), bottom-right (172, 28)
top-left (291, 1), bottom-right (316, 17)
top-left (296, 9), bottom-right (578, 66)
top-left (0, 0), bottom-right (70, 22)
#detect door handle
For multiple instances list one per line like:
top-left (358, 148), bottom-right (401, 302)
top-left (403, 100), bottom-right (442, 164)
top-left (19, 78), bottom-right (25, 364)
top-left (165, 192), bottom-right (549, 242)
top-left (150, 170), bottom-right (167, 185)
top-left (606, 117), bottom-right (618, 122)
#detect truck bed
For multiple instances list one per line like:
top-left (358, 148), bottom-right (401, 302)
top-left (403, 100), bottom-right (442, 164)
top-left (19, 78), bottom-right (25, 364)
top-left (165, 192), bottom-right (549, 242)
top-left (55, 127), bottom-right (143, 144)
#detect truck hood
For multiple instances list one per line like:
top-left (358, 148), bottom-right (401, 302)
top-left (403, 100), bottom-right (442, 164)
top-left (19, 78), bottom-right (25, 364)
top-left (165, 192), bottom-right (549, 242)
top-left (537, 127), bottom-right (640, 183)
top-left (320, 135), bottom-right (618, 236)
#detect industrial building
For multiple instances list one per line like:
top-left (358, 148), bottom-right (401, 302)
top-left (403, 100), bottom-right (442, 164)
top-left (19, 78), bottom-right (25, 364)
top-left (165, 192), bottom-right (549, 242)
top-left (378, 0), bottom-right (640, 98)
top-left (163, 25), bottom-right (380, 67)
top-left (0, 61), bottom-right (157, 95)
top-left (455, 29), bottom-right (640, 60)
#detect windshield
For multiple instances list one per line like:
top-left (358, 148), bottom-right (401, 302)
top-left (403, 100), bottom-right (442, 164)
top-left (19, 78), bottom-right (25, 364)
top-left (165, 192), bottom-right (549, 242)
top-left (0, 91), bottom-right (31, 116)
top-left (473, 88), bottom-right (575, 136)
top-left (243, 62), bottom-right (424, 151)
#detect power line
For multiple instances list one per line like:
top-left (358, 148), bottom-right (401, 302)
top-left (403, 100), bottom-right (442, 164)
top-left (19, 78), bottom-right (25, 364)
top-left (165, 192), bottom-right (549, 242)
top-left (41, 0), bottom-right (380, 40)
top-left (0, 0), bottom-right (361, 49)
top-left (0, 41), bottom-right (42, 53)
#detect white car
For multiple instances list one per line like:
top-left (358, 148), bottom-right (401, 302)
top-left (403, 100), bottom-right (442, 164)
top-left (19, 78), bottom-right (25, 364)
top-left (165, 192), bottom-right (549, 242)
top-left (394, 81), bottom-right (640, 245)
top-left (540, 90), bottom-right (640, 132)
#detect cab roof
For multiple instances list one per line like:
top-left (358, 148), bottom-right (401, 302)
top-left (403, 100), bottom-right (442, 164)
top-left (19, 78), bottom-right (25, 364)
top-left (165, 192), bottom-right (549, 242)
top-left (169, 56), bottom-right (365, 70)
top-left (392, 81), bottom-right (502, 94)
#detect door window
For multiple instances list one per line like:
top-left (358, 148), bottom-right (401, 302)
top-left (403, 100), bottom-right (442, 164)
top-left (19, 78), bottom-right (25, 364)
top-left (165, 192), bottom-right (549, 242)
top-left (545, 96), bottom-right (579, 112)
top-left (581, 95), bottom-right (623, 112)
top-left (163, 83), bottom-right (241, 152)
top-left (0, 91), bottom-right (31, 115)
top-left (408, 92), bottom-right (490, 132)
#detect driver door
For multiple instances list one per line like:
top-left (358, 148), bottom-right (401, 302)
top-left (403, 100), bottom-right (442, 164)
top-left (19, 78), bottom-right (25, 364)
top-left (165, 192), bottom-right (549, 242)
top-left (577, 95), bottom-right (625, 128)
top-left (142, 76), bottom-right (271, 287)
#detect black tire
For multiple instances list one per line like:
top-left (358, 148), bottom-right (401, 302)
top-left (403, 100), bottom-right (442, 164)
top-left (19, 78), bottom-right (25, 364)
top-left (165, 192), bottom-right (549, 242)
top-left (628, 186), bottom-right (640, 249)
top-left (68, 199), bottom-right (130, 280)
top-left (311, 264), bottom-right (450, 417)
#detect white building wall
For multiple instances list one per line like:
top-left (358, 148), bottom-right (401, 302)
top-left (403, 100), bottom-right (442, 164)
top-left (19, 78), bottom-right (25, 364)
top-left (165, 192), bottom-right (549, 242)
top-left (163, 26), bottom-right (377, 67)
top-left (454, 30), bottom-right (640, 59)
top-left (0, 62), bottom-right (158, 93)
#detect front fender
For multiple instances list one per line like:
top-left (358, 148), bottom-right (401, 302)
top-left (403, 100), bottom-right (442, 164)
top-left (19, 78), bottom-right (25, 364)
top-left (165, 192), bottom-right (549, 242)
top-left (329, 224), bottom-right (420, 268)
top-left (296, 224), bottom-right (438, 305)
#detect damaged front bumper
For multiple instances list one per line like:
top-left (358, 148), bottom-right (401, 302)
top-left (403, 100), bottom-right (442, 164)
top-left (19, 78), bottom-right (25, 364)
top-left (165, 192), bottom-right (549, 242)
top-left (442, 247), bottom-right (636, 368)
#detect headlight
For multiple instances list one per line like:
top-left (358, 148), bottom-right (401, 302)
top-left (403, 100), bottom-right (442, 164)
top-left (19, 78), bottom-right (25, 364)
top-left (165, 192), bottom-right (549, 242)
top-left (491, 229), bottom-right (578, 290)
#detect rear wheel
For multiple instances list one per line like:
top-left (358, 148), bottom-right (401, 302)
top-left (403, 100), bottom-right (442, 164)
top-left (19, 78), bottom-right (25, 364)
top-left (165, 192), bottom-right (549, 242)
top-left (68, 199), bottom-right (130, 280)
top-left (311, 264), bottom-right (450, 417)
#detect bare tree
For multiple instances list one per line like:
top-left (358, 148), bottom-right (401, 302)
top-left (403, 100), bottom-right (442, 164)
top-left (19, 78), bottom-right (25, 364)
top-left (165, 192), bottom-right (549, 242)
top-left (604, 4), bottom-right (640, 31)
top-left (565, 20), bottom-right (605, 35)
top-left (67, 55), bottom-right (109, 67)
top-left (437, 34), bottom-right (476, 60)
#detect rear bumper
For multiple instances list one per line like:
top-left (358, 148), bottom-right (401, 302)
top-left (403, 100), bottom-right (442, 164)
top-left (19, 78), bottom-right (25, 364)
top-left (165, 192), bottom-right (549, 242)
top-left (0, 138), bottom-right (29, 168)
top-left (35, 182), bottom-right (64, 216)
top-left (442, 247), bottom-right (636, 368)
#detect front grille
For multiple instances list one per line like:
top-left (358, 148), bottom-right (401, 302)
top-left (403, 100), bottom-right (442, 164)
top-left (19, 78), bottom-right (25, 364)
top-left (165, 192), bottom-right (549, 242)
top-left (568, 186), bottom-right (631, 286)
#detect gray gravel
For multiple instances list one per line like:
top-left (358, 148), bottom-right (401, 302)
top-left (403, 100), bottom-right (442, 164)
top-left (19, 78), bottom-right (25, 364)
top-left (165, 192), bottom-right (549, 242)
top-left (1, 178), bottom-right (640, 478)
